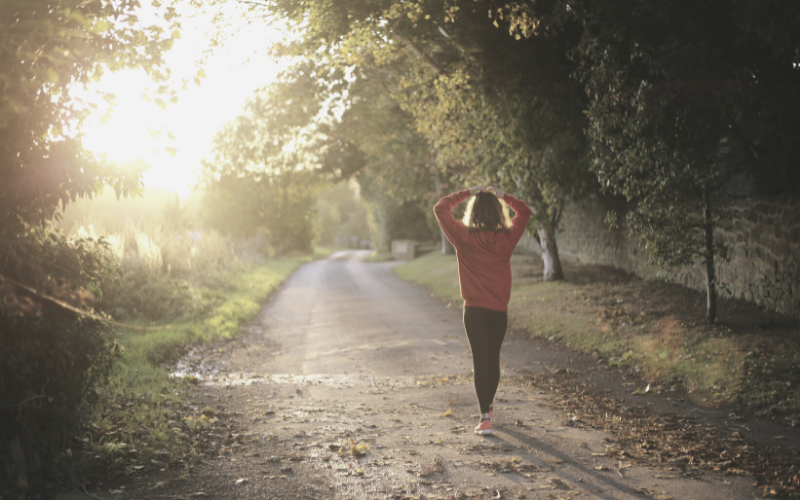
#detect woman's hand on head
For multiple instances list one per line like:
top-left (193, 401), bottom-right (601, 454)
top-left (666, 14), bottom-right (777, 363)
top-left (468, 185), bottom-right (486, 196)
top-left (486, 186), bottom-right (505, 199)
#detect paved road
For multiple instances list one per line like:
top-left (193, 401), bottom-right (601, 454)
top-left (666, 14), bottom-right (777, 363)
top-left (236, 250), bottom-right (467, 378)
top-left (108, 251), bottom-right (763, 500)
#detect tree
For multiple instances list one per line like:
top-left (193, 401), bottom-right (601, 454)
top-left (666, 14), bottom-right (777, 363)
top-left (257, 0), bottom-right (594, 280)
top-left (0, 0), bottom-right (178, 308)
top-left (0, 1), bottom-right (179, 495)
top-left (315, 181), bottom-right (371, 248)
top-left (548, 0), bottom-right (800, 321)
top-left (321, 73), bottom-right (440, 252)
top-left (198, 64), bottom-right (325, 254)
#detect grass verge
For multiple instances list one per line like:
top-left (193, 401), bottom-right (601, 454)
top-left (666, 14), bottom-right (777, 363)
top-left (81, 250), bottom-right (329, 473)
top-left (395, 252), bottom-right (800, 424)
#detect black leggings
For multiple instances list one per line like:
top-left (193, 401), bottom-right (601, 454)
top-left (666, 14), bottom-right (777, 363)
top-left (463, 306), bottom-right (508, 414)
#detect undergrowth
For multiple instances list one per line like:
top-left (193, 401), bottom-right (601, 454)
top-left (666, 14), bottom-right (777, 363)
top-left (395, 252), bottom-right (800, 423)
top-left (77, 250), bottom-right (330, 476)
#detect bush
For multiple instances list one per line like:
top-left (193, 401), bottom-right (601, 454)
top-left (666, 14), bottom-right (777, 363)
top-left (200, 170), bottom-right (321, 256)
top-left (0, 215), bottom-right (280, 496)
top-left (74, 222), bottom-right (245, 322)
top-left (0, 305), bottom-right (120, 498)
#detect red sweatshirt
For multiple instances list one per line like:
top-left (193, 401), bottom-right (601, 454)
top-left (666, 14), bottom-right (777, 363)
top-left (434, 190), bottom-right (532, 311)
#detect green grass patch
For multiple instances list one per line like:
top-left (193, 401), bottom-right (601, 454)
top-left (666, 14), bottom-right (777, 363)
top-left (393, 252), bottom-right (459, 301)
top-left (395, 252), bottom-right (799, 422)
top-left (87, 253), bottom-right (320, 468)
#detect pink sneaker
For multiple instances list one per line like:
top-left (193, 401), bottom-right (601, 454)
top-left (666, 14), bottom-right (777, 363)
top-left (474, 419), bottom-right (492, 435)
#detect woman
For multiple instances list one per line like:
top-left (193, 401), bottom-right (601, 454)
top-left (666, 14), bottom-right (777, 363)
top-left (434, 185), bottom-right (531, 435)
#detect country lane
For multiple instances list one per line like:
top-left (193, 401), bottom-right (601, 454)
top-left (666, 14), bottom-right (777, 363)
top-left (97, 250), bottom-right (760, 500)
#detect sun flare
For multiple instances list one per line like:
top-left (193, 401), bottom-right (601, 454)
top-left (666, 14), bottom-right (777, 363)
top-left (79, 10), bottom-right (285, 198)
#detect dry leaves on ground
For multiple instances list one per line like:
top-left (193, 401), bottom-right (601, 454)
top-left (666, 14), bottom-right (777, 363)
top-left (516, 371), bottom-right (800, 498)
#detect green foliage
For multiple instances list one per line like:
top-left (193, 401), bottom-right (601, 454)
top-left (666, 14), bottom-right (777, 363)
top-left (315, 182), bottom-right (371, 248)
top-left (71, 220), bottom-right (252, 322)
top-left (279, 0), bottom-right (590, 205)
top-left (0, 306), bottom-right (120, 497)
top-left (199, 70), bottom-right (327, 254)
top-left (318, 73), bottom-right (439, 250)
top-left (0, 2), bottom-right (178, 490)
top-left (0, 0), bottom-right (178, 247)
top-left (201, 170), bottom-right (320, 255)
top-left (364, 197), bottom-right (437, 253)
top-left (570, 0), bottom-right (739, 263)
top-left (0, 0), bottom-right (180, 315)
top-left (87, 254), bottom-right (318, 471)
top-left (543, 0), bottom-right (800, 318)
top-left (358, 174), bottom-right (437, 253)
top-left (246, 0), bottom-right (597, 279)
top-left (331, 75), bottom-right (435, 201)
top-left (494, 0), bottom-right (800, 311)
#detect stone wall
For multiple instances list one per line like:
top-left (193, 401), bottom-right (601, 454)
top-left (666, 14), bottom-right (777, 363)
top-left (519, 194), bottom-right (800, 318)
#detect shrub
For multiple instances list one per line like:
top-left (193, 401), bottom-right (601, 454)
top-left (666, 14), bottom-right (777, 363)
top-left (0, 305), bottom-right (120, 498)
top-left (74, 222), bottom-right (244, 322)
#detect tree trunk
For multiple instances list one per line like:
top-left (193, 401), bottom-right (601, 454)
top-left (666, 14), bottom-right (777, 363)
top-left (537, 221), bottom-right (564, 281)
top-left (703, 190), bottom-right (717, 323)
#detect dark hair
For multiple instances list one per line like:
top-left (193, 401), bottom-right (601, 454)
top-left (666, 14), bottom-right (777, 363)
top-left (462, 192), bottom-right (512, 233)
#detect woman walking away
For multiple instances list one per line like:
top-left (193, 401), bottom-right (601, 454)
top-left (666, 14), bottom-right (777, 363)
top-left (434, 185), bottom-right (531, 435)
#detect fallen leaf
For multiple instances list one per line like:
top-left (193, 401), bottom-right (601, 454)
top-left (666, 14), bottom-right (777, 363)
top-left (235, 478), bottom-right (248, 486)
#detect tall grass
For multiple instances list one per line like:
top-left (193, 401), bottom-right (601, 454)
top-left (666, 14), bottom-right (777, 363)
top-left (65, 219), bottom-right (327, 467)
top-left (90, 256), bottom-right (318, 465)
top-left (395, 252), bottom-right (748, 404)
top-left (71, 220), bottom-right (266, 322)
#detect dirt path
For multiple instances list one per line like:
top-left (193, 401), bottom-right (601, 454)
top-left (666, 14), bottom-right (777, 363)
top-left (79, 251), bottom-right (798, 500)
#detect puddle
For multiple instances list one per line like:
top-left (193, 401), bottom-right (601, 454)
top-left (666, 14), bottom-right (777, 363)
top-left (170, 344), bottom-right (417, 388)
top-left (170, 370), bottom-right (415, 388)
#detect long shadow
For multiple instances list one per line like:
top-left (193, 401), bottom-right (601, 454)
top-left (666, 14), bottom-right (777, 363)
top-left (481, 427), bottom-right (663, 500)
